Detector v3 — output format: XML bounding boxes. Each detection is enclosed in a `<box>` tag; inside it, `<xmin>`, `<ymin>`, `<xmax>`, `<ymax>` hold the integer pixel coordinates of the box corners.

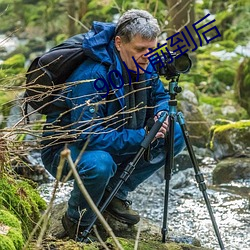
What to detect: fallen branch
<box><xmin>62</xmin><ymin>148</ymin><xmax>124</xmax><ymax>250</ymax></box>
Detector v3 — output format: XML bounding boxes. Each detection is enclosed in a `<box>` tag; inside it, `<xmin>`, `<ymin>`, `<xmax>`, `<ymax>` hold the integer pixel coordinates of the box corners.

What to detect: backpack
<box><xmin>24</xmin><ymin>34</ymin><xmax>87</xmax><ymax>115</ymax></box>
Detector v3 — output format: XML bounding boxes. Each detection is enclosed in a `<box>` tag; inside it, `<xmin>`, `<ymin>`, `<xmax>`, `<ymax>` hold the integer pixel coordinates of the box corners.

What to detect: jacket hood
<box><xmin>82</xmin><ymin>21</ymin><xmax>116</xmax><ymax>65</ymax></box>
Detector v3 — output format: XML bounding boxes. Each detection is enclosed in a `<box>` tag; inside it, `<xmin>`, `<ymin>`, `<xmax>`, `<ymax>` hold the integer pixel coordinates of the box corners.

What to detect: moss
<box><xmin>199</xmin><ymin>91</ymin><xmax>249</xmax><ymax>122</ymax></box>
<box><xmin>0</xmin><ymin>174</ymin><xmax>47</xmax><ymax>239</ymax></box>
<box><xmin>213</xmin><ymin>67</ymin><xmax>235</xmax><ymax>86</ymax></box>
<box><xmin>217</xmin><ymin>40</ymin><xmax>237</xmax><ymax>52</ymax></box>
<box><xmin>0</xmin><ymin>235</ymin><xmax>16</xmax><ymax>250</ymax></box>
<box><xmin>199</xmin><ymin>95</ymin><xmax>224</xmax><ymax>107</ymax></box>
<box><xmin>29</xmin><ymin>239</ymin><xmax>98</xmax><ymax>250</ymax></box>
<box><xmin>106</xmin><ymin>237</ymin><xmax>208</xmax><ymax>250</ymax></box>
<box><xmin>1</xmin><ymin>54</ymin><xmax>25</xmax><ymax>69</ymax></box>
<box><xmin>0</xmin><ymin>91</ymin><xmax>17</xmax><ymax>109</ymax></box>
<box><xmin>7</xmin><ymin>228</ymin><xmax>24</xmax><ymax>249</ymax></box>
<box><xmin>0</xmin><ymin>209</ymin><xmax>21</xmax><ymax>229</ymax></box>
<box><xmin>0</xmin><ymin>54</ymin><xmax>26</xmax><ymax>79</ymax></box>
<box><xmin>0</xmin><ymin>209</ymin><xmax>24</xmax><ymax>249</ymax></box>
<box><xmin>0</xmin><ymin>54</ymin><xmax>26</xmax><ymax>87</ymax></box>
<box><xmin>209</xmin><ymin>120</ymin><xmax>250</xmax><ymax>151</ymax></box>
<box><xmin>213</xmin><ymin>120</ymin><xmax>250</xmax><ymax>133</ymax></box>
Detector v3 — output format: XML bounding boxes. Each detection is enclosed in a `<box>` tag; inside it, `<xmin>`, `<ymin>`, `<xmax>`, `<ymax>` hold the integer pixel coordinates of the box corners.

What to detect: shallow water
<box><xmin>129</xmin><ymin>158</ymin><xmax>250</xmax><ymax>250</ymax></box>
<box><xmin>38</xmin><ymin>157</ymin><xmax>250</xmax><ymax>250</ymax></box>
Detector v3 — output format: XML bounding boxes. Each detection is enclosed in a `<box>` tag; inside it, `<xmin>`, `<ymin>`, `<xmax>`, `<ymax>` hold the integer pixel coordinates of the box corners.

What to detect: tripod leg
<box><xmin>162</xmin><ymin>114</ymin><xmax>175</xmax><ymax>243</ymax></box>
<box><xmin>81</xmin><ymin>112</ymin><xmax>168</xmax><ymax>240</ymax></box>
<box><xmin>177</xmin><ymin>112</ymin><xmax>225</xmax><ymax>250</ymax></box>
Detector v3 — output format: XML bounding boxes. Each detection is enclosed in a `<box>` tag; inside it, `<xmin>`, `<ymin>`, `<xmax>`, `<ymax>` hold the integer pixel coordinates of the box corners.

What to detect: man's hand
<box><xmin>154</xmin><ymin>111</ymin><xmax>169</xmax><ymax>139</ymax></box>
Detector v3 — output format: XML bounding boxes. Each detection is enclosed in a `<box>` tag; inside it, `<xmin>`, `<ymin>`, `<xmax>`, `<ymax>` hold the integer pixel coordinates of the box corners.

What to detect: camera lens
<box><xmin>174</xmin><ymin>53</ymin><xmax>192</xmax><ymax>73</ymax></box>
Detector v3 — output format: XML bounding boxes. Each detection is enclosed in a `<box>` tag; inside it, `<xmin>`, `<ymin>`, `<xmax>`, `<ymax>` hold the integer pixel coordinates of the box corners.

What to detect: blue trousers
<box><xmin>41</xmin><ymin>123</ymin><xmax>185</xmax><ymax>226</ymax></box>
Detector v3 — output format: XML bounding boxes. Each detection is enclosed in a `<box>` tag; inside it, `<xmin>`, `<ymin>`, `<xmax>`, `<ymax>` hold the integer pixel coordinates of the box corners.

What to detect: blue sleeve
<box><xmin>66</xmin><ymin>61</ymin><xmax>146</xmax><ymax>155</ymax></box>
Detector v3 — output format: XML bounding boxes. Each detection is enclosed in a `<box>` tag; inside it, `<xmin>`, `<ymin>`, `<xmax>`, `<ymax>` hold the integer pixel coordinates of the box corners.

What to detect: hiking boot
<box><xmin>61</xmin><ymin>213</ymin><xmax>97</xmax><ymax>243</ymax></box>
<box><xmin>105</xmin><ymin>196</ymin><xmax>140</xmax><ymax>225</ymax></box>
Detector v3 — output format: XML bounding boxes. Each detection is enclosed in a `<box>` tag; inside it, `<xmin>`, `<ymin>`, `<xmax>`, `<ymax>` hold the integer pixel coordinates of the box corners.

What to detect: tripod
<box><xmin>82</xmin><ymin>77</ymin><xmax>225</xmax><ymax>249</ymax></box>
<box><xmin>81</xmin><ymin>110</ymin><xmax>169</xmax><ymax>241</ymax></box>
<box><xmin>161</xmin><ymin>77</ymin><xmax>225</xmax><ymax>249</ymax></box>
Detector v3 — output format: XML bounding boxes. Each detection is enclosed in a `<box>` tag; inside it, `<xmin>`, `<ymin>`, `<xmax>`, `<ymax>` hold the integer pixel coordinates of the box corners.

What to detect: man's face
<box><xmin>115</xmin><ymin>35</ymin><xmax>157</xmax><ymax>74</ymax></box>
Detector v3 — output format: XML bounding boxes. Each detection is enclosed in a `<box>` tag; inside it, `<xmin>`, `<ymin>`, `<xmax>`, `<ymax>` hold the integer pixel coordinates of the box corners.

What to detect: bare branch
<box><xmin>68</xmin><ymin>14</ymin><xmax>90</xmax><ymax>32</ymax></box>
<box><xmin>63</xmin><ymin>148</ymin><xmax>124</xmax><ymax>250</ymax></box>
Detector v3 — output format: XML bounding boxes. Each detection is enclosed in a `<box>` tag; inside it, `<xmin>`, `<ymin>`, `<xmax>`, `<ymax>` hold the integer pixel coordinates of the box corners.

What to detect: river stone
<box><xmin>209</xmin><ymin>120</ymin><xmax>250</xmax><ymax>160</ymax></box>
<box><xmin>179</xmin><ymin>100</ymin><xmax>210</xmax><ymax>148</ymax></box>
<box><xmin>213</xmin><ymin>157</ymin><xmax>250</xmax><ymax>184</ymax></box>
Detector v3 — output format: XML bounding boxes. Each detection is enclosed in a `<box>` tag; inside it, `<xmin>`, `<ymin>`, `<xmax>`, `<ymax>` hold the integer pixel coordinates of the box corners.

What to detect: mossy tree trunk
<box><xmin>234</xmin><ymin>57</ymin><xmax>250</xmax><ymax>117</ymax></box>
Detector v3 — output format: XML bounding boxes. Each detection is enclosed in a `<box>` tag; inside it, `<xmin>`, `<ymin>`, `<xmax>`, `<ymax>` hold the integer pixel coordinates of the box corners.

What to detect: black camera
<box><xmin>156</xmin><ymin>52</ymin><xmax>192</xmax><ymax>79</ymax></box>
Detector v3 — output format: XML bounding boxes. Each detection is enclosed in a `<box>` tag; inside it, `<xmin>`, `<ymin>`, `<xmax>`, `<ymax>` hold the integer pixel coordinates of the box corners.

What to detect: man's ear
<box><xmin>115</xmin><ymin>36</ymin><xmax>122</xmax><ymax>51</ymax></box>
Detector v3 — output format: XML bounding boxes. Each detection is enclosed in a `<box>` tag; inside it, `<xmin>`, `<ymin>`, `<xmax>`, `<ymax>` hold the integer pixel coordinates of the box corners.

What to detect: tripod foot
<box><xmin>161</xmin><ymin>227</ymin><xmax>168</xmax><ymax>243</ymax></box>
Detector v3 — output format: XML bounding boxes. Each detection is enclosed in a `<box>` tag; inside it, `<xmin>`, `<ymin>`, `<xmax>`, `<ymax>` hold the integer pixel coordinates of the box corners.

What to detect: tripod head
<box><xmin>168</xmin><ymin>76</ymin><xmax>182</xmax><ymax>100</ymax></box>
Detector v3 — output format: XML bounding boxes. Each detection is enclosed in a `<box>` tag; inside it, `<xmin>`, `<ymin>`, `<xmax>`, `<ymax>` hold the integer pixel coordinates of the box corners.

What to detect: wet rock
<box><xmin>12</xmin><ymin>150</ymin><xmax>51</xmax><ymax>183</ymax></box>
<box><xmin>213</xmin><ymin>157</ymin><xmax>250</xmax><ymax>184</ymax></box>
<box><xmin>179</xmin><ymin>100</ymin><xmax>211</xmax><ymax>148</ymax></box>
<box><xmin>170</xmin><ymin>168</ymin><xmax>193</xmax><ymax>189</ymax></box>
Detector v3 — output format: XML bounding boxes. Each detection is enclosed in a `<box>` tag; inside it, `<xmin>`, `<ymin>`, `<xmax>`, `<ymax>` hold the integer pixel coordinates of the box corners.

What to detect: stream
<box><xmin>38</xmin><ymin>155</ymin><xmax>250</xmax><ymax>250</ymax></box>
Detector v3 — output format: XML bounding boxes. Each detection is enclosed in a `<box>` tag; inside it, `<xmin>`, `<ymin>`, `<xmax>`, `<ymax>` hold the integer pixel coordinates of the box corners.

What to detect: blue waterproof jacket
<box><xmin>44</xmin><ymin>21</ymin><xmax>170</xmax><ymax>156</ymax></box>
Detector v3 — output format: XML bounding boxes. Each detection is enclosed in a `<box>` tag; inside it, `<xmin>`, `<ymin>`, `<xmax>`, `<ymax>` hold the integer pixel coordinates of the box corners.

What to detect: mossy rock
<box><xmin>0</xmin><ymin>209</ymin><xmax>24</xmax><ymax>250</ymax></box>
<box><xmin>209</xmin><ymin>120</ymin><xmax>250</xmax><ymax>160</ymax></box>
<box><xmin>0</xmin><ymin>174</ymin><xmax>47</xmax><ymax>239</ymax></box>
<box><xmin>106</xmin><ymin>237</ymin><xmax>210</xmax><ymax>250</ymax></box>
<box><xmin>28</xmin><ymin>237</ymin><xmax>211</xmax><ymax>250</ymax></box>
<box><xmin>199</xmin><ymin>92</ymin><xmax>249</xmax><ymax>122</ymax></box>
<box><xmin>44</xmin><ymin>202</ymin><xmax>211</xmax><ymax>250</ymax></box>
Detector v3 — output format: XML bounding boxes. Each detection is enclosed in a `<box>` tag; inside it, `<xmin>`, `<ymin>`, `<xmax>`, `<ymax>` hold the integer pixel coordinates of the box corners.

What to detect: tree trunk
<box><xmin>78</xmin><ymin>0</ymin><xmax>88</xmax><ymax>20</ymax></box>
<box><xmin>67</xmin><ymin>0</ymin><xmax>76</xmax><ymax>36</ymax></box>
<box><xmin>167</xmin><ymin>0</ymin><xmax>196</xmax><ymax>52</ymax></box>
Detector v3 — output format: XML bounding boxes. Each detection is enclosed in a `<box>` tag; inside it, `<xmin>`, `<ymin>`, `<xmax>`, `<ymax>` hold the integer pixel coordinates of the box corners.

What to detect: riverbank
<box><xmin>38</xmin><ymin>155</ymin><xmax>250</xmax><ymax>250</ymax></box>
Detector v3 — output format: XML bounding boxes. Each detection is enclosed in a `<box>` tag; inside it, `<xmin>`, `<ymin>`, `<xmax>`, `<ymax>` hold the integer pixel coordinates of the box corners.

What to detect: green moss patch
<box><xmin>106</xmin><ymin>237</ymin><xmax>210</xmax><ymax>250</ymax></box>
<box><xmin>0</xmin><ymin>209</ymin><xmax>24</xmax><ymax>250</ymax></box>
<box><xmin>0</xmin><ymin>174</ymin><xmax>47</xmax><ymax>239</ymax></box>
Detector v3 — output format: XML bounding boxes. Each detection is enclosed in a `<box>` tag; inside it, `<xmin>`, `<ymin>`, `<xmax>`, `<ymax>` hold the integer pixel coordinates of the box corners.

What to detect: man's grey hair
<box><xmin>115</xmin><ymin>9</ymin><xmax>160</xmax><ymax>43</ymax></box>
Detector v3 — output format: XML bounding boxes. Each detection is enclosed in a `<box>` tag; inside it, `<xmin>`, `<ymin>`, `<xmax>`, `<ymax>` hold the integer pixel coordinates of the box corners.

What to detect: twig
<box><xmin>134</xmin><ymin>220</ymin><xmax>142</xmax><ymax>250</ymax></box>
<box><xmin>93</xmin><ymin>225</ymin><xmax>110</xmax><ymax>250</ymax></box>
<box><xmin>68</xmin><ymin>14</ymin><xmax>90</xmax><ymax>31</ymax></box>
<box><xmin>61</xmin><ymin>148</ymin><xmax>124</xmax><ymax>250</ymax></box>
<box><xmin>22</xmin><ymin>154</ymin><xmax>65</xmax><ymax>249</ymax></box>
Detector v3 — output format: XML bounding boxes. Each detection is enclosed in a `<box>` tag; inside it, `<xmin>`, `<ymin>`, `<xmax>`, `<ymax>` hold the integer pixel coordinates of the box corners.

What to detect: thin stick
<box><xmin>62</xmin><ymin>148</ymin><xmax>124</xmax><ymax>250</ymax></box>
<box><xmin>22</xmin><ymin>155</ymin><xmax>65</xmax><ymax>249</ymax></box>
<box><xmin>93</xmin><ymin>225</ymin><xmax>109</xmax><ymax>250</ymax></box>
<box><xmin>134</xmin><ymin>220</ymin><xmax>142</xmax><ymax>250</ymax></box>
